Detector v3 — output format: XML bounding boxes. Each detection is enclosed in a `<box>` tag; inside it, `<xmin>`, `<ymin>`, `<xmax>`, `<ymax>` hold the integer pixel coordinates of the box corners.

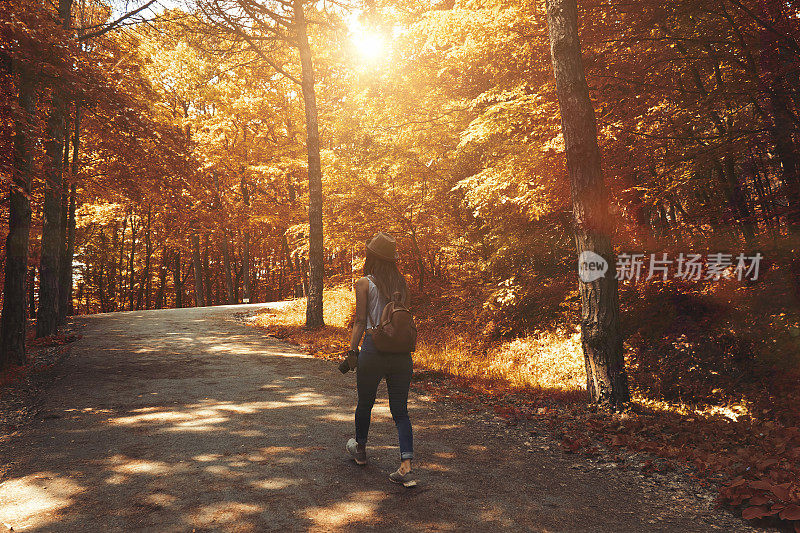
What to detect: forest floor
<box><xmin>0</xmin><ymin>304</ymin><xmax>763</xmax><ymax>532</ymax></box>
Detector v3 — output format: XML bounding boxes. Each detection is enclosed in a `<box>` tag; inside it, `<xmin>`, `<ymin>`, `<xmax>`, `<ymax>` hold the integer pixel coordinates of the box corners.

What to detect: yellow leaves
<box><xmin>75</xmin><ymin>202</ymin><xmax>125</xmax><ymax>228</ymax></box>
<box><xmin>453</xmin><ymin>162</ymin><xmax>550</xmax><ymax>221</ymax></box>
<box><xmin>542</xmin><ymin>132</ymin><xmax>564</xmax><ymax>153</ymax></box>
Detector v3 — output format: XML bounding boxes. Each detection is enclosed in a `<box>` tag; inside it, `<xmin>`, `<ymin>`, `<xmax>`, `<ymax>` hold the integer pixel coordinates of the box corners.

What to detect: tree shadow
<box><xmin>0</xmin><ymin>306</ymin><xmax>735</xmax><ymax>532</ymax></box>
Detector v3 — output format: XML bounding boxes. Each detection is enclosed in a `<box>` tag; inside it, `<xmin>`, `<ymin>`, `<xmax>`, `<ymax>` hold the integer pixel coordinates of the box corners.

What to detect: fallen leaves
<box><xmin>28</xmin><ymin>333</ymin><xmax>81</xmax><ymax>347</ymax></box>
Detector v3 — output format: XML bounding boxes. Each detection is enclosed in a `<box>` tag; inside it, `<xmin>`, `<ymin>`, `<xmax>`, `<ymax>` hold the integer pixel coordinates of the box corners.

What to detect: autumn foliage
<box><xmin>3</xmin><ymin>0</ymin><xmax>800</xmax><ymax>526</ymax></box>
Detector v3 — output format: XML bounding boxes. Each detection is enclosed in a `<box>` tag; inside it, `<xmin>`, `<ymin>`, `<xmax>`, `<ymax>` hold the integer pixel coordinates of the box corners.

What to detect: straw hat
<box><xmin>366</xmin><ymin>232</ymin><xmax>398</xmax><ymax>262</ymax></box>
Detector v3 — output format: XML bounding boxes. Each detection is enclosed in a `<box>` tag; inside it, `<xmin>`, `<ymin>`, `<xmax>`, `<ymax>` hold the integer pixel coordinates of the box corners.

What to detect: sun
<box><xmin>347</xmin><ymin>12</ymin><xmax>388</xmax><ymax>62</ymax></box>
<box><xmin>352</xmin><ymin>31</ymin><xmax>386</xmax><ymax>61</ymax></box>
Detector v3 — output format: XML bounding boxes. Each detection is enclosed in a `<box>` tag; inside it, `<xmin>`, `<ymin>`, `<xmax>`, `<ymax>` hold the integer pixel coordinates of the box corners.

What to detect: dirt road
<box><xmin>0</xmin><ymin>304</ymin><xmax>755</xmax><ymax>532</ymax></box>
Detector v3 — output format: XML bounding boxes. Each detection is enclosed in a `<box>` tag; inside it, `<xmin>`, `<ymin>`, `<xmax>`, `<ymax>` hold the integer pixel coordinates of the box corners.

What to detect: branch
<box><xmin>724</xmin><ymin>0</ymin><xmax>800</xmax><ymax>55</ymax></box>
<box><xmin>79</xmin><ymin>0</ymin><xmax>157</xmax><ymax>41</ymax></box>
<box><xmin>198</xmin><ymin>0</ymin><xmax>301</xmax><ymax>85</ymax></box>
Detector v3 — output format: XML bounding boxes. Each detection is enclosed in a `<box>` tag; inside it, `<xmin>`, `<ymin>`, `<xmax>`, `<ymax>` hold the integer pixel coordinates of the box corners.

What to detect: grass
<box><xmin>250</xmin><ymin>286</ymin><xmax>355</xmax><ymax>359</ymax></box>
<box><xmin>412</xmin><ymin>328</ymin><xmax>586</xmax><ymax>397</ymax></box>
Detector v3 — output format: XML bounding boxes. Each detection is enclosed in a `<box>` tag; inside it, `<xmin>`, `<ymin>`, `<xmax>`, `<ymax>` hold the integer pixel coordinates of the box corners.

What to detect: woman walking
<box><xmin>345</xmin><ymin>232</ymin><xmax>416</xmax><ymax>486</ymax></box>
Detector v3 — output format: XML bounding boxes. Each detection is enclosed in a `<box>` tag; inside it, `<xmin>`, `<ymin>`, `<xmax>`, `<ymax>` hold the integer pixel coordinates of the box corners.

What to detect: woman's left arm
<box><xmin>349</xmin><ymin>277</ymin><xmax>369</xmax><ymax>351</ymax></box>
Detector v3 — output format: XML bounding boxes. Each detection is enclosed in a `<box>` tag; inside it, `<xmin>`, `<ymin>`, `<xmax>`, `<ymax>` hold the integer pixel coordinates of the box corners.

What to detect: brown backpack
<box><xmin>369</xmin><ymin>289</ymin><xmax>417</xmax><ymax>354</ymax></box>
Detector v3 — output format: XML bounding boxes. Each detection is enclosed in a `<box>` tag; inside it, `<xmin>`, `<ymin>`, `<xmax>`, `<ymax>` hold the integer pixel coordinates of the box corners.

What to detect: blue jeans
<box><xmin>355</xmin><ymin>334</ymin><xmax>414</xmax><ymax>460</ymax></box>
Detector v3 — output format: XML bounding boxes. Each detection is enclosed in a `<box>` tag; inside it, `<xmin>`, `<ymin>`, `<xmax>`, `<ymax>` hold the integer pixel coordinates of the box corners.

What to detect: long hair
<box><xmin>364</xmin><ymin>251</ymin><xmax>408</xmax><ymax>304</ymax></box>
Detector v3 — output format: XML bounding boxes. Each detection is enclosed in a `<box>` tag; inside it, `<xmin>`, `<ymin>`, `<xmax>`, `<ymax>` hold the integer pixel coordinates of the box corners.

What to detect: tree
<box><xmin>545</xmin><ymin>0</ymin><xmax>629</xmax><ymax>409</ymax></box>
<box><xmin>0</xmin><ymin>62</ymin><xmax>36</xmax><ymax>368</ymax></box>
<box><xmin>36</xmin><ymin>0</ymin><xmax>73</xmax><ymax>337</ymax></box>
<box><xmin>194</xmin><ymin>0</ymin><xmax>328</xmax><ymax>327</ymax></box>
<box><xmin>292</xmin><ymin>0</ymin><xmax>324</xmax><ymax>327</ymax></box>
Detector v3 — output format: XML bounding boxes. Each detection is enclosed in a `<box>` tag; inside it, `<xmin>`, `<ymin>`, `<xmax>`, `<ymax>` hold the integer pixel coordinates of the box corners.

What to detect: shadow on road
<box><xmin>0</xmin><ymin>305</ymin><xmax>748</xmax><ymax>532</ymax></box>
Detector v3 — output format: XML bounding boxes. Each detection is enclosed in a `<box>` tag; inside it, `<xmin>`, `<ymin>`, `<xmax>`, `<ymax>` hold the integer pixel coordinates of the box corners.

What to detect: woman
<box><xmin>345</xmin><ymin>231</ymin><xmax>416</xmax><ymax>487</ymax></box>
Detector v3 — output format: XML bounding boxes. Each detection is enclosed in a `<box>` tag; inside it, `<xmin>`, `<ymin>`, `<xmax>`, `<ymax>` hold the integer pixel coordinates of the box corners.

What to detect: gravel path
<box><xmin>0</xmin><ymin>304</ymin><xmax>757</xmax><ymax>532</ymax></box>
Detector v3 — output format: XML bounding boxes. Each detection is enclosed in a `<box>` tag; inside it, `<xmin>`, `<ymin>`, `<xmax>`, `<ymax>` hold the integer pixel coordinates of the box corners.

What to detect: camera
<box><xmin>338</xmin><ymin>349</ymin><xmax>359</xmax><ymax>373</ymax></box>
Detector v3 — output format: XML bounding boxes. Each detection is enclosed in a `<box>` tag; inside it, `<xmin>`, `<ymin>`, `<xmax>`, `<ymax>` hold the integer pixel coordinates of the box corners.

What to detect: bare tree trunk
<box><xmin>192</xmin><ymin>233</ymin><xmax>205</xmax><ymax>307</ymax></box>
<box><xmin>1</xmin><ymin>63</ymin><xmax>36</xmax><ymax>367</ymax></box>
<box><xmin>293</xmin><ymin>0</ymin><xmax>324</xmax><ymax>328</ymax></box>
<box><xmin>546</xmin><ymin>0</ymin><xmax>629</xmax><ymax>410</ymax></box>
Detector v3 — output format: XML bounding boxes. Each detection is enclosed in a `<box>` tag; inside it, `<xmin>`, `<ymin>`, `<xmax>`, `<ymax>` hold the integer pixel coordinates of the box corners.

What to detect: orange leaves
<box><xmin>782</xmin><ymin>505</ymin><xmax>800</xmax><ymax>521</ymax></box>
<box><xmin>28</xmin><ymin>333</ymin><xmax>81</xmax><ymax>347</ymax></box>
<box><xmin>722</xmin><ymin>476</ymin><xmax>800</xmax><ymax>527</ymax></box>
<box><xmin>0</xmin><ymin>363</ymin><xmax>30</xmax><ymax>388</ymax></box>
<box><xmin>741</xmin><ymin>505</ymin><xmax>773</xmax><ymax>520</ymax></box>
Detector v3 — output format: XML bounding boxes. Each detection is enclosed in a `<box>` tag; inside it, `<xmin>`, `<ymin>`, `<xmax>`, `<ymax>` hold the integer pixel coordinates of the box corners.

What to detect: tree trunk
<box><xmin>173</xmin><ymin>250</ymin><xmax>183</xmax><ymax>308</ymax></box>
<box><xmin>108</xmin><ymin>224</ymin><xmax>118</xmax><ymax>310</ymax></box>
<box><xmin>57</xmin><ymin>112</ymin><xmax>70</xmax><ymax>323</ymax></box>
<box><xmin>1</xmin><ymin>63</ymin><xmax>36</xmax><ymax>367</ymax></box>
<box><xmin>156</xmin><ymin>247</ymin><xmax>167</xmax><ymax>309</ymax></box>
<box><xmin>294</xmin><ymin>253</ymin><xmax>305</xmax><ymax>297</ymax></box>
<box><xmin>36</xmin><ymin>0</ymin><xmax>72</xmax><ymax>337</ymax></box>
<box><xmin>293</xmin><ymin>0</ymin><xmax>324</xmax><ymax>328</ymax></box>
<box><xmin>58</xmin><ymin>183</ymin><xmax>76</xmax><ymax>319</ymax></box>
<box><xmin>98</xmin><ymin>230</ymin><xmax>109</xmax><ymax>312</ymax></box>
<box><xmin>279</xmin><ymin>251</ymin><xmax>285</xmax><ymax>300</ymax></box>
<box><xmin>141</xmin><ymin>205</ymin><xmax>152</xmax><ymax>310</ymax></box>
<box><xmin>714</xmin><ymin>157</ymin><xmax>755</xmax><ymax>243</ymax></box>
<box><xmin>242</xmin><ymin>232</ymin><xmax>251</xmax><ymax>303</ymax></box>
<box><xmin>221</xmin><ymin>237</ymin><xmax>235</xmax><ymax>304</ymax></box>
<box><xmin>241</xmin><ymin>176</ymin><xmax>252</xmax><ymax>303</ymax></box>
<box><xmin>128</xmin><ymin>218</ymin><xmax>138</xmax><ymax>310</ymax></box>
<box><xmin>300</xmin><ymin>255</ymin><xmax>310</xmax><ymax>298</ymax></box>
<box><xmin>115</xmin><ymin>218</ymin><xmax>127</xmax><ymax>310</ymax></box>
<box><xmin>234</xmin><ymin>254</ymin><xmax>242</xmax><ymax>303</ymax></box>
<box><xmin>192</xmin><ymin>233</ymin><xmax>205</xmax><ymax>306</ymax></box>
<box><xmin>28</xmin><ymin>267</ymin><xmax>36</xmax><ymax>319</ymax></box>
<box><xmin>37</xmin><ymin>103</ymin><xmax>66</xmax><ymax>336</ymax></box>
<box><xmin>410</xmin><ymin>227</ymin><xmax>426</xmax><ymax>291</ymax></box>
<box><xmin>97</xmin><ymin>263</ymin><xmax>107</xmax><ymax>313</ymax></box>
<box><xmin>203</xmin><ymin>234</ymin><xmax>212</xmax><ymax>306</ymax></box>
<box><xmin>546</xmin><ymin>0</ymin><xmax>629</xmax><ymax>410</ymax></box>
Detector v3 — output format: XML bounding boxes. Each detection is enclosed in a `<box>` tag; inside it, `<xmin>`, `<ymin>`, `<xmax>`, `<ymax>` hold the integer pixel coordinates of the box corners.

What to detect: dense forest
<box><xmin>3</xmin><ymin>0</ymin><xmax>800</xmax><ymax>525</ymax></box>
